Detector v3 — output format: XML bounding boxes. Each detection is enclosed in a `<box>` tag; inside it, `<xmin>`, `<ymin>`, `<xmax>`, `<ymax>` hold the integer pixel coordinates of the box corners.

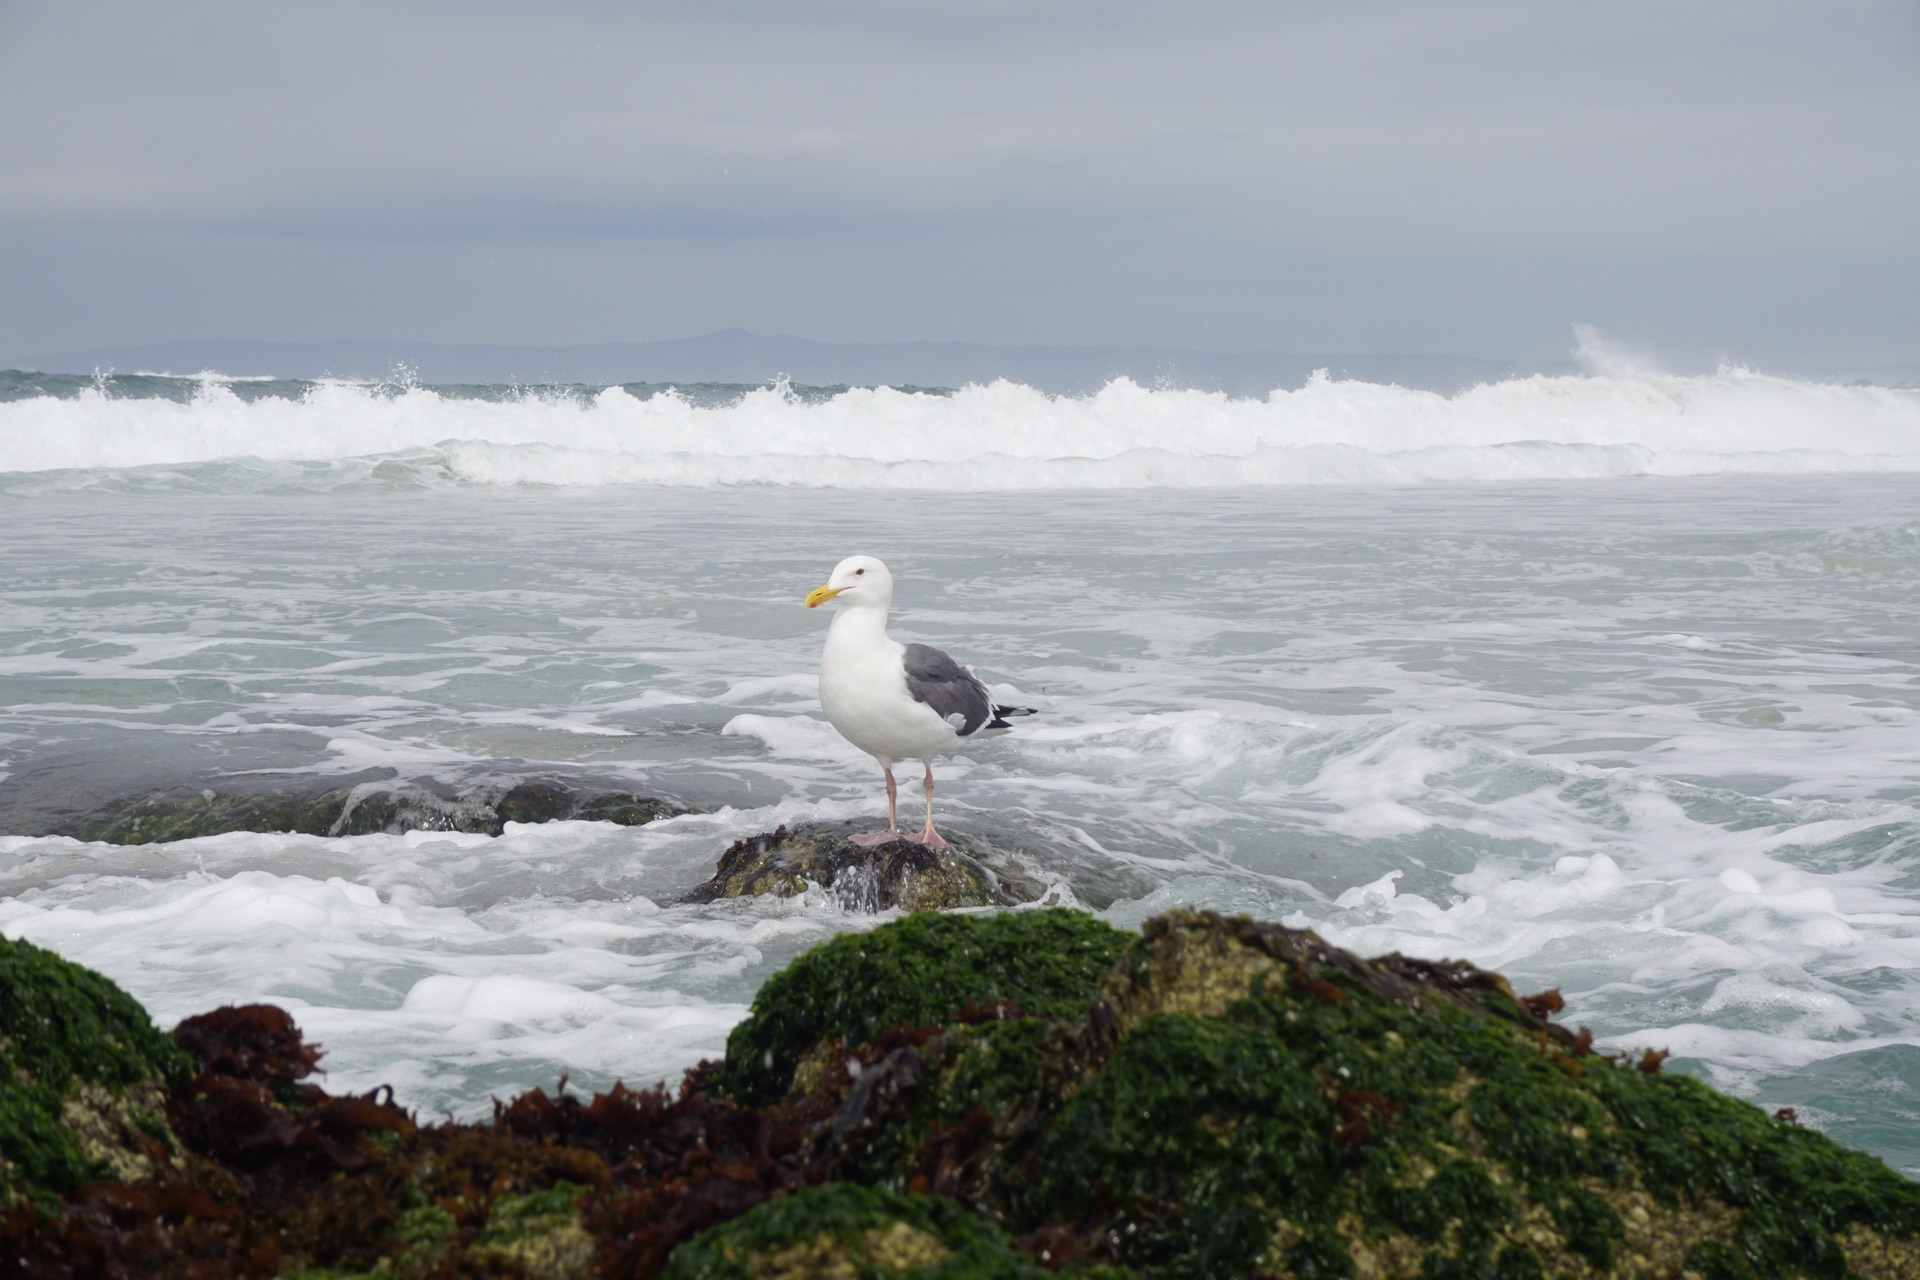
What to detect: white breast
<box><xmin>820</xmin><ymin>620</ymin><xmax>959</xmax><ymax>765</ymax></box>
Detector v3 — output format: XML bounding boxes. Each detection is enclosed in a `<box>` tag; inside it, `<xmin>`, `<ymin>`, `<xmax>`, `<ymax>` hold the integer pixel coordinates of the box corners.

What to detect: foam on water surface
<box><xmin>1</xmin><ymin>454</ymin><xmax>1919</xmax><ymax>1164</ymax></box>
<box><xmin>0</xmin><ymin>367</ymin><xmax>1917</xmax><ymax>490</ymax></box>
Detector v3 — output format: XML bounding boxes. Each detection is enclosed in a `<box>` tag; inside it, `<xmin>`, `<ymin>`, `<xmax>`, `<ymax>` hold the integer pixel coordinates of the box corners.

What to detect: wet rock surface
<box><xmin>769</xmin><ymin>910</ymin><xmax>1920</xmax><ymax>1279</ymax></box>
<box><xmin>9</xmin><ymin>908</ymin><xmax>1920</xmax><ymax>1278</ymax></box>
<box><xmin>43</xmin><ymin>776</ymin><xmax>690</xmax><ymax>844</ymax></box>
<box><xmin>681</xmin><ymin>822</ymin><xmax>1044</xmax><ymax>912</ymax></box>
<box><xmin>0</xmin><ymin>935</ymin><xmax>194</xmax><ymax>1212</ymax></box>
<box><xmin>659</xmin><ymin>1183</ymin><xmax>1056</xmax><ymax>1280</ymax></box>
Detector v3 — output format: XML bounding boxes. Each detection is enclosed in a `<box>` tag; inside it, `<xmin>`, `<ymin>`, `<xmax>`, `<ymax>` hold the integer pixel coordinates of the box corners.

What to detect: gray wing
<box><xmin>901</xmin><ymin>643</ymin><xmax>992</xmax><ymax>737</ymax></box>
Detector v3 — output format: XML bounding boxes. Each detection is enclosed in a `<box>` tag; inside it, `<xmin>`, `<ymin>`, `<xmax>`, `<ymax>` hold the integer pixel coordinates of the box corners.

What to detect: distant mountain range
<box><xmin>21</xmin><ymin>330</ymin><xmax>1575</xmax><ymax>396</ymax></box>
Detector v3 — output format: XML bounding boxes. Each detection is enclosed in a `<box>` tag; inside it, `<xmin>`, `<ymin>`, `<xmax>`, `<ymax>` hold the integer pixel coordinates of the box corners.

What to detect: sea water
<box><xmin>2</xmin><ymin>369</ymin><xmax>1918</xmax><ymax>1169</ymax></box>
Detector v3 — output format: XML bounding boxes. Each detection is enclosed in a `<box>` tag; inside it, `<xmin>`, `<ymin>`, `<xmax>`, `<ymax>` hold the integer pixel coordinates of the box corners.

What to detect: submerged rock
<box><xmin>11</xmin><ymin>908</ymin><xmax>1920</xmax><ymax>1278</ymax></box>
<box><xmin>681</xmin><ymin>822</ymin><xmax>1043</xmax><ymax>914</ymax></box>
<box><xmin>59</xmin><ymin>777</ymin><xmax>690</xmax><ymax>844</ymax></box>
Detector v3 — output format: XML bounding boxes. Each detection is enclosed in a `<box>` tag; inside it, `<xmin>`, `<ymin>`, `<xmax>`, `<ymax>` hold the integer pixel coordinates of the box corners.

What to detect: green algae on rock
<box><xmin>713</xmin><ymin>908</ymin><xmax>1132</xmax><ymax>1107</ymax></box>
<box><xmin>0</xmin><ymin>934</ymin><xmax>193</xmax><ymax>1209</ymax></box>
<box><xmin>789</xmin><ymin>909</ymin><xmax>1920</xmax><ymax>1280</ymax></box>
<box><xmin>61</xmin><ymin>777</ymin><xmax>690</xmax><ymax>845</ymax></box>
<box><xmin>14</xmin><ymin>908</ymin><xmax>1920</xmax><ymax>1279</ymax></box>
<box><xmin>658</xmin><ymin>1182</ymin><xmax>1065</xmax><ymax>1280</ymax></box>
<box><xmin>682</xmin><ymin>823</ymin><xmax>1044</xmax><ymax>917</ymax></box>
<box><xmin>468</xmin><ymin>1180</ymin><xmax>597</xmax><ymax>1277</ymax></box>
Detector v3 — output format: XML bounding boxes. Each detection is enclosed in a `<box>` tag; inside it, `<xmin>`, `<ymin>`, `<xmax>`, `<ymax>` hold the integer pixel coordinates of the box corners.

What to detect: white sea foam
<box><xmin>1</xmin><ymin>368</ymin><xmax>1916</xmax><ymax>489</ymax></box>
<box><xmin>0</xmin><ymin>818</ymin><xmax>880</xmax><ymax>1116</ymax></box>
<box><xmin>3</xmin><ymin>475</ymin><xmax>1920</xmax><ymax>1163</ymax></box>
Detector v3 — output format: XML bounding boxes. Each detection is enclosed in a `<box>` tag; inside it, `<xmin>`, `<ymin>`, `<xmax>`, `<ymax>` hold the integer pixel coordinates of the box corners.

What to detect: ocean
<box><xmin>2</xmin><ymin>366</ymin><xmax>1918</xmax><ymax>1171</ymax></box>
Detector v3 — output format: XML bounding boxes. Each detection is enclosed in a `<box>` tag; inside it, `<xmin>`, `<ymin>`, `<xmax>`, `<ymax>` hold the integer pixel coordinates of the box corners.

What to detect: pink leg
<box><xmin>849</xmin><ymin>766</ymin><xmax>904</xmax><ymax>846</ymax></box>
<box><xmin>911</xmin><ymin>762</ymin><xmax>948</xmax><ymax>850</ymax></box>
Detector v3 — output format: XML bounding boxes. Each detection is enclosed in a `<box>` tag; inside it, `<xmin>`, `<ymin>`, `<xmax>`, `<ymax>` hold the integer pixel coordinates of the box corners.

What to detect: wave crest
<box><xmin>2</xmin><ymin>368</ymin><xmax>1916</xmax><ymax>491</ymax></box>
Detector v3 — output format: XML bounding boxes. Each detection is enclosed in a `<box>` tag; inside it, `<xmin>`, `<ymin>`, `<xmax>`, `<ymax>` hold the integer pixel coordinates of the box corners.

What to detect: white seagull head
<box><xmin>805</xmin><ymin>554</ymin><xmax>893</xmax><ymax>610</ymax></box>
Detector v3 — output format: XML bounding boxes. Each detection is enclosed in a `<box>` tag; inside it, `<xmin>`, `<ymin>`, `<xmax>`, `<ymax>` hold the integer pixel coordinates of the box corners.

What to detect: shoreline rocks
<box><xmin>7</xmin><ymin>909</ymin><xmax>1920</xmax><ymax>1277</ymax></box>
<box><xmin>45</xmin><ymin>777</ymin><xmax>691</xmax><ymax>845</ymax></box>
<box><xmin>0</xmin><ymin>935</ymin><xmax>193</xmax><ymax>1212</ymax></box>
<box><xmin>681</xmin><ymin>822</ymin><xmax>1045</xmax><ymax>912</ymax></box>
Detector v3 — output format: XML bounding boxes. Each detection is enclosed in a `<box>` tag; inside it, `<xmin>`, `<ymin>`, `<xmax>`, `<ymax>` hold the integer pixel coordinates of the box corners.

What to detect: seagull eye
<box><xmin>855</xmin><ymin>568</ymin><xmax>865</xmax><ymax>575</ymax></box>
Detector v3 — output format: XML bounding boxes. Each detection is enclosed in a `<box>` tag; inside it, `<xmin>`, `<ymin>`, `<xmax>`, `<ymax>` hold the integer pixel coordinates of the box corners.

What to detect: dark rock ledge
<box><xmin>51</xmin><ymin>778</ymin><xmax>690</xmax><ymax>845</ymax></box>
<box><xmin>6</xmin><ymin>908</ymin><xmax>1920</xmax><ymax>1278</ymax></box>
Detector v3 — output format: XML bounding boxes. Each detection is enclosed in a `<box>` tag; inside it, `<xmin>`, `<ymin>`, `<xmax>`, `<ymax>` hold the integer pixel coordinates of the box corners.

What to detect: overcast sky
<box><xmin>2</xmin><ymin>0</ymin><xmax>1916</xmax><ymax>365</ymax></box>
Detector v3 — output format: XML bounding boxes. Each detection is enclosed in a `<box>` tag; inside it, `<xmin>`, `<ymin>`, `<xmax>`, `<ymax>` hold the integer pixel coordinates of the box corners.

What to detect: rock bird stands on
<box><xmin>805</xmin><ymin>555</ymin><xmax>1033</xmax><ymax>850</ymax></box>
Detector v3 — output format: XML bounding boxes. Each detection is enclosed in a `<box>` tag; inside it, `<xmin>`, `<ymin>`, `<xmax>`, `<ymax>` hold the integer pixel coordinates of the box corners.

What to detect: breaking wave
<box><xmin>2</xmin><ymin>366</ymin><xmax>1916</xmax><ymax>491</ymax></box>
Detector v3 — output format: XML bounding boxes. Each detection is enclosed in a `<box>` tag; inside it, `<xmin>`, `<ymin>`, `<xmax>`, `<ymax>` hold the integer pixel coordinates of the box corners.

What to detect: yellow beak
<box><xmin>805</xmin><ymin>583</ymin><xmax>843</xmax><ymax>608</ymax></box>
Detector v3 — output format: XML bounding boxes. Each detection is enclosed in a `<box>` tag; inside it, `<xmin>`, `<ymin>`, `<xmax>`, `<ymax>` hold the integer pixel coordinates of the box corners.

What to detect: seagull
<box><xmin>804</xmin><ymin>555</ymin><xmax>1033</xmax><ymax>850</ymax></box>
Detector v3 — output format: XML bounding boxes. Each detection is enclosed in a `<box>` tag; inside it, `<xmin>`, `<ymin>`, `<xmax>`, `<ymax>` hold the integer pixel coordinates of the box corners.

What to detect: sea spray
<box><xmin>1</xmin><ymin>367</ymin><xmax>1916</xmax><ymax>488</ymax></box>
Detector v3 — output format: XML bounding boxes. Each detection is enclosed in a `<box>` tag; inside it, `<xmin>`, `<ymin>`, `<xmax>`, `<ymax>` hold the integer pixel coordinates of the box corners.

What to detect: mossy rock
<box><xmin>714</xmin><ymin>908</ymin><xmax>1132</xmax><ymax>1106</ymax></box>
<box><xmin>570</xmin><ymin>789</ymin><xmax>687</xmax><ymax>828</ymax></box>
<box><xmin>16</xmin><ymin>905</ymin><xmax>1920</xmax><ymax>1280</ymax></box>
<box><xmin>682</xmin><ymin>823</ymin><xmax>1043</xmax><ymax>916</ymax></box>
<box><xmin>792</xmin><ymin>909</ymin><xmax>1920</xmax><ymax>1279</ymax></box>
<box><xmin>63</xmin><ymin>779</ymin><xmax>690</xmax><ymax>844</ymax></box>
<box><xmin>470</xmin><ymin>1180</ymin><xmax>596</xmax><ymax>1278</ymax></box>
<box><xmin>70</xmin><ymin>786</ymin><xmax>352</xmax><ymax>844</ymax></box>
<box><xmin>183</xmin><ymin>1144</ymin><xmax>595</xmax><ymax>1280</ymax></box>
<box><xmin>0</xmin><ymin>934</ymin><xmax>193</xmax><ymax>1209</ymax></box>
<box><xmin>661</xmin><ymin>1182</ymin><xmax>1083</xmax><ymax>1279</ymax></box>
<box><xmin>494</xmin><ymin>781</ymin><xmax>690</xmax><ymax>830</ymax></box>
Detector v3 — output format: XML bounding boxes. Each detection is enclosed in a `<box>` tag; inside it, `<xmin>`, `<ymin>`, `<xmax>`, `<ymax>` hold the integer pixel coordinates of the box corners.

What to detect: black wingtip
<box><xmin>988</xmin><ymin>704</ymin><xmax>1038</xmax><ymax>729</ymax></box>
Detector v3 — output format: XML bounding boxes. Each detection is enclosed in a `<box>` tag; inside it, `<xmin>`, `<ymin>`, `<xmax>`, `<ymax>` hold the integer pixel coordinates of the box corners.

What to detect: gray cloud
<box><xmin>2</xmin><ymin>0</ymin><xmax>1915</xmax><ymax>366</ymax></box>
